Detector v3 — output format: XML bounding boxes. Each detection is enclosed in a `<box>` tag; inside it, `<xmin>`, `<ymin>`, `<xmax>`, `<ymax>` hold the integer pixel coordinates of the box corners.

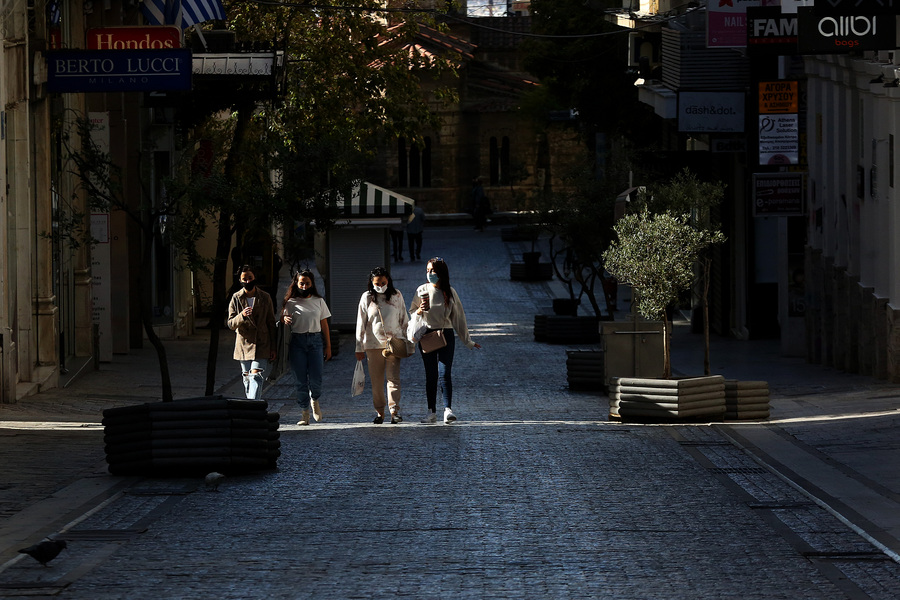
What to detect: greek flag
<box><xmin>142</xmin><ymin>0</ymin><xmax>225</xmax><ymax>29</ymax></box>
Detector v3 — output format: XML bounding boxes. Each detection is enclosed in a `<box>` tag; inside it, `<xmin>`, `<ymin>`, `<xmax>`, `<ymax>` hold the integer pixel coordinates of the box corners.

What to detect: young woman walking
<box><xmin>282</xmin><ymin>269</ymin><xmax>332</xmax><ymax>425</ymax></box>
<box><xmin>355</xmin><ymin>267</ymin><xmax>410</xmax><ymax>424</ymax></box>
<box><xmin>409</xmin><ymin>257</ymin><xmax>481</xmax><ymax>424</ymax></box>
<box><xmin>227</xmin><ymin>265</ymin><xmax>277</xmax><ymax>400</ymax></box>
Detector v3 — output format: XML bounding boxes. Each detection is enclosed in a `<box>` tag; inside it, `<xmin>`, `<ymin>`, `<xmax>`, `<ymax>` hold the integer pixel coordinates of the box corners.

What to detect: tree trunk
<box><xmin>139</xmin><ymin>221</ymin><xmax>173</xmax><ymax>402</ymax></box>
<box><xmin>663</xmin><ymin>315</ymin><xmax>672</xmax><ymax>379</ymax></box>
<box><xmin>702</xmin><ymin>256</ymin><xmax>711</xmax><ymax>376</ymax></box>
<box><xmin>204</xmin><ymin>105</ymin><xmax>253</xmax><ymax>396</ymax></box>
<box><xmin>205</xmin><ymin>210</ymin><xmax>233</xmax><ymax>396</ymax></box>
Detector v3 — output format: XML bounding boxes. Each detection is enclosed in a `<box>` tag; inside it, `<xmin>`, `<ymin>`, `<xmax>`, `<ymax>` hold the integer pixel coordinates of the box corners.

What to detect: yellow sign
<box><xmin>759</xmin><ymin>81</ymin><xmax>798</xmax><ymax>114</ymax></box>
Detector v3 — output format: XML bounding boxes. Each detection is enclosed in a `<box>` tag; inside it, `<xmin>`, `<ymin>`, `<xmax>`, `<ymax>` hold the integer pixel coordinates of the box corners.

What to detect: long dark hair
<box><xmin>283</xmin><ymin>269</ymin><xmax>322</xmax><ymax>309</ymax></box>
<box><xmin>428</xmin><ymin>258</ymin><xmax>452</xmax><ymax>305</ymax></box>
<box><xmin>367</xmin><ymin>266</ymin><xmax>398</xmax><ymax>304</ymax></box>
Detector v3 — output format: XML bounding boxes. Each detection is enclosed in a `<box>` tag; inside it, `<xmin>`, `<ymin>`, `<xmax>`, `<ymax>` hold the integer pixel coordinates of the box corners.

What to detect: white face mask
<box><xmin>374</xmin><ymin>284</ymin><xmax>387</xmax><ymax>294</ymax></box>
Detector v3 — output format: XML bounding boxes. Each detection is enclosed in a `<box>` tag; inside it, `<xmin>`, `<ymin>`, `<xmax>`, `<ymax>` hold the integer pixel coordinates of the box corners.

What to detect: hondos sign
<box><xmin>759</xmin><ymin>81</ymin><xmax>798</xmax><ymax>114</ymax></box>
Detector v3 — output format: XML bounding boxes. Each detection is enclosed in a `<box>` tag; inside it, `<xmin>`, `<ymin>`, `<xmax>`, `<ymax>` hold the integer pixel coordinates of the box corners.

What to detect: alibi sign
<box><xmin>47</xmin><ymin>49</ymin><xmax>191</xmax><ymax>93</ymax></box>
<box><xmin>797</xmin><ymin>7</ymin><xmax>896</xmax><ymax>53</ymax></box>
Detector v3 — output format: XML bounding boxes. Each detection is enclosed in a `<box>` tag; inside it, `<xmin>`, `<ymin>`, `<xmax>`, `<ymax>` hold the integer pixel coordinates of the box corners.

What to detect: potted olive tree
<box><xmin>601</xmin><ymin>171</ymin><xmax>727</xmax><ymax>420</ymax></box>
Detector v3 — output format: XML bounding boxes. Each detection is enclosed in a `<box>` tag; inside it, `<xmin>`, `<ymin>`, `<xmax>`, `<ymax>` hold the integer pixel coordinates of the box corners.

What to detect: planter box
<box><xmin>724</xmin><ymin>379</ymin><xmax>770</xmax><ymax>420</ymax></box>
<box><xmin>102</xmin><ymin>395</ymin><xmax>280</xmax><ymax>476</ymax></box>
<box><xmin>566</xmin><ymin>349</ymin><xmax>605</xmax><ymax>392</ymax></box>
<box><xmin>601</xmin><ymin>322</ymin><xmax>665</xmax><ymax>386</ymax></box>
<box><xmin>608</xmin><ymin>375</ymin><xmax>726</xmax><ymax>421</ymax></box>
<box><xmin>534</xmin><ymin>315</ymin><xmax>600</xmax><ymax>344</ymax></box>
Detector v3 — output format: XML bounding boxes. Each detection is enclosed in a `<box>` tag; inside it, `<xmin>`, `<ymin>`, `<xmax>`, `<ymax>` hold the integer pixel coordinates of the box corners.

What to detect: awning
<box><xmin>339</xmin><ymin>182</ymin><xmax>415</xmax><ymax>217</ymax></box>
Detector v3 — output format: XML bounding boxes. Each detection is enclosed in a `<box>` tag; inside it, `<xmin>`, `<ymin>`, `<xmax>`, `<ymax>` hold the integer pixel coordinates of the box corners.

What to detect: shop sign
<box><xmin>759</xmin><ymin>81</ymin><xmax>798</xmax><ymax>114</ymax></box>
<box><xmin>708</xmin><ymin>0</ymin><xmax>763</xmax><ymax>48</ymax></box>
<box><xmin>759</xmin><ymin>114</ymin><xmax>799</xmax><ymax>165</ymax></box>
<box><xmin>47</xmin><ymin>49</ymin><xmax>192</xmax><ymax>93</ymax></box>
<box><xmin>753</xmin><ymin>172</ymin><xmax>806</xmax><ymax>216</ymax></box>
<box><xmin>678</xmin><ymin>92</ymin><xmax>745</xmax><ymax>133</ymax></box>
<box><xmin>747</xmin><ymin>7</ymin><xmax>798</xmax><ymax>55</ymax></box>
<box><xmin>797</xmin><ymin>8</ymin><xmax>895</xmax><ymax>53</ymax></box>
<box><xmin>87</xmin><ymin>26</ymin><xmax>181</xmax><ymax>50</ymax></box>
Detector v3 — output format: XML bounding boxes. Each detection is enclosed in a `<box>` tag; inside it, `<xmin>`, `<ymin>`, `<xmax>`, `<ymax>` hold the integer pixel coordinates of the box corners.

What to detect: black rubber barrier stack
<box><xmin>566</xmin><ymin>349</ymin><xmax>605</xmax><ymax>392</ymax></box>
<box><xmin>102</xmin><ymin>396</ymin><xmax>280</xmax><ymax>476</ymax></box>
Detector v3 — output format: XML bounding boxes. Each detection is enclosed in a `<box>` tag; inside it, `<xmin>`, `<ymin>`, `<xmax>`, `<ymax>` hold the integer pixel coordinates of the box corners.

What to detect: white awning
<box><xmin>339</xmin><ymin>182</ymin><xmax>415</xmax><ymax>218</ymax></box>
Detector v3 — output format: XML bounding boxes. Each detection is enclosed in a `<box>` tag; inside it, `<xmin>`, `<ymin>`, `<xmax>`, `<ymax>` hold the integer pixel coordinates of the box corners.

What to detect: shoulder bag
<box><xmin>419</xmin><ymin>329</ymin><xmax>447</xmax><ymax>354</ymax></box>
<box><xmin>376</xmin><ymin>302</ymin><xmax>411</xmax><ymax>359</ymax></box>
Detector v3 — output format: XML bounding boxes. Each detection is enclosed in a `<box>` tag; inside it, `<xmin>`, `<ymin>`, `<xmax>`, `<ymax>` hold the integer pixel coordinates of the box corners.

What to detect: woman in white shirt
<box><xmin>409</xmin><ymin>257</ymin><xmax>481</xmax><ymax>424</ymax></box>
<box><xmin>282</xmin><ymin>269</ymin><xmax>332</xmax><ymax>426</ymax></box>
<box><xmin>355</xmin><ymin>267</ymin><xmax>409</xmax><ymax>424</ymax></box>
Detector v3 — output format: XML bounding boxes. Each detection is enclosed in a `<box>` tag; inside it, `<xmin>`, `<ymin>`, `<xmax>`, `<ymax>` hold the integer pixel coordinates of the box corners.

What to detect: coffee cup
<box><xmin>419</xmin><ymin>290</ymin><xmax>429</xmax><ymax>311</ymax></box>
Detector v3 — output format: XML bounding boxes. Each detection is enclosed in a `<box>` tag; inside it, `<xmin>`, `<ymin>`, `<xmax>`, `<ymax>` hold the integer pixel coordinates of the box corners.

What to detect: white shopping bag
<box><xmin>351</xmin><ymin>360</ymin><xmax>366</xmax><ymax>397</ymax></box>
<box><xmin>407</xmin><ymin>312</ymin><xmax>428</xmax><ymax>344</ymax></box>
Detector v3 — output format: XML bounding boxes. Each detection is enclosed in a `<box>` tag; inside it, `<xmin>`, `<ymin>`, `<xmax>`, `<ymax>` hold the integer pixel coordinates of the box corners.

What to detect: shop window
<box><xmin>489</xmin><ymin>136</ymin><xmax>510</xmax><ymax>186</ymax></box>
<box><xmin>398</xmin><ymin>136</ymin><xmax>432</xmax><ymax>187</ymax></box>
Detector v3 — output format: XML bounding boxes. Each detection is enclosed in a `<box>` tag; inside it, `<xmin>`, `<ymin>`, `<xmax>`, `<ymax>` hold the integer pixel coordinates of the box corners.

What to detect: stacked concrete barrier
<box><xmin>102</xmin><ymin>396</ymin><xmax>280</xmax><ymax>476</ymax></box>
<box><xmin>609</xmin><ymin>375</ymin><xmax>726</xmax><ymax>421</ymax></box>
<box><xmin>724</xmin><ymin>380</ymin><xmax>770</xmax><ymax>420</ymax></box>
<box><xmin>566</xmin><ymin>349</ymin><xmax>605</xmax><ymax>392</ymax></box>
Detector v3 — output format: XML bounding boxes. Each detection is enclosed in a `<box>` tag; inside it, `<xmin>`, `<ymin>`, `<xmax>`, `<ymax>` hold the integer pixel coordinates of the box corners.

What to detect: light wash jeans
<box><xmin>239</xmin><ymin>359</ymin><xmax>269</xmax><ymax>400</ymax></box>
<box><xmin>289</xmin><ymin>332</ymin><xmax>324</xmax><ymax>405</ymax></box>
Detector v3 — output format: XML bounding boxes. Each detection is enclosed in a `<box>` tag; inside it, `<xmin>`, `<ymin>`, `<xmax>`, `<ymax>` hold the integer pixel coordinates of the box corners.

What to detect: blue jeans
<box><xmin>289</xmin><ymin>332</ymin><xmax>324</xmax><ymax>405</ymax></box>
<box><xmin>239</xmin><ymin>359</ymin><xmax>269</xmax><ymax>400</ymax></box>
<box><xmin>421</xmin><ymin>329</ymin><xmax>455</xmax><ymax>412</ymax></box>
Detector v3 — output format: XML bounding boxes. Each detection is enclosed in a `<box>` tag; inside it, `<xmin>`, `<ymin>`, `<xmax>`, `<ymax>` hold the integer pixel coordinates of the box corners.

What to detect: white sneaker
<box><xmin>420</xmin><ymin>412</ymin><xmax>437</xmax><ymax>424</ymax></box>
<box><xmin>297</xmin><ymin>410</ymin><xmax>310</xmax><ymax>426</ymax></box>
<box><xmin>310</xmin><ymin>399</ymin><xmax>323</xmax><ymax>422</ymax></box>
<box><xmin>444</xmin><ymin>408</ymin><xmax>457</xmax><ymax>424</ymax></box>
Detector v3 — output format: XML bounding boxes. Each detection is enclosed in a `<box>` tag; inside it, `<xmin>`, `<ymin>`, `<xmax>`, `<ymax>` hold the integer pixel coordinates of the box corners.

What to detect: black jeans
<box><xmin>407</xmin><ymin>232</ymin><xmax>422</xmax><ymax>260</ymax></box>
<box><xmin>390</xmin><ymin>230</ymin><xmax>404</xmax><ymax>259</ymax></box>
<box><xmin>421</xmin><ymin>328</ymin><xmax>455</xmax><ymax>411</ymax></box>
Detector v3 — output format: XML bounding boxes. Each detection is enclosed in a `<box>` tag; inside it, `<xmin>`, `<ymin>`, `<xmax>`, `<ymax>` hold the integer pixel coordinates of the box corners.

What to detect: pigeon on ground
<box><xmin>205</xmin><ymin>472</ymin><xmax>225</xmax><ymax>492</ymax></box>
<box><xmin>18</xmin><ymin>539</ymin><xmax>67</xmax><ymax>566</ymax></box>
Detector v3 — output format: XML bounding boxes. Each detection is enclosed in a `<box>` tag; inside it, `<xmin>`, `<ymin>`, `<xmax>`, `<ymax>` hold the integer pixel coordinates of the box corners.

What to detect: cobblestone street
<box><xmin>0</xmin><ymin>227</ymin><xmax>898</xmax><ymax>598</ymax></box>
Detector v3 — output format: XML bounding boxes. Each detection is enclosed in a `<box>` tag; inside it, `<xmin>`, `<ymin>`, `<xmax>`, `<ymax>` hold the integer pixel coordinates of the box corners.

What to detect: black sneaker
<box><xmin>390</xmin><ymin>414</ymin><xmax>403</xmax><ymax>424</ymax></box>
<box><xmin>373</xmin><ymin>415</ymin><xmax>384</xmax><ymax>424</ymax></box>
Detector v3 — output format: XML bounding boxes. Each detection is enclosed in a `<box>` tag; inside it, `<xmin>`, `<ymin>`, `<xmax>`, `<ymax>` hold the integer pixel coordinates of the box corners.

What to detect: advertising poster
<box><xmin>759</xmin><ymin>114</ymin><xmax>799</xmax><ymax>165</ymax></box>
<box><xmin>753</xmin><ymin>172</ymin><xmax>806</xmax><ymax>216</ymax></box>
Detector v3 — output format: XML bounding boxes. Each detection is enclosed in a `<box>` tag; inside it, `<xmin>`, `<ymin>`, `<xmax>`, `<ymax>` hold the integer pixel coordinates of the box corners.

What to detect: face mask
<box><xmin>373</xmin><ymin>284</ymin><xmax>387</xmax><ymax>294</ymax></box>
<box><xmin>242</xmin><ymin>281</ymin><xmax>256</xmax><ymax>291</ymax></box>
<box><xmin>298</xmin><ymin>289</ymin><xmax>311</xmax><ymax>298</ymax></box>
<box><xmin>427</xmin><ymin>273</ymin><xmax>439</xmax><ymax>285</ymax></box>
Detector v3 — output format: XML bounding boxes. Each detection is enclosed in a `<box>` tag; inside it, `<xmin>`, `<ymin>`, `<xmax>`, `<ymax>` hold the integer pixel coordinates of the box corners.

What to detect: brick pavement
<box><xmin>0</xmin><ymin>227</ymin><xmax>898</xmax><ymax>598</ymax></box>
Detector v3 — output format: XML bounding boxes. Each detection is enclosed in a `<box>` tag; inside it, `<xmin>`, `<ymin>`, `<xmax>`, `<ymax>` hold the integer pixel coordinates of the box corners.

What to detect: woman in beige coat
<box><xmin>227</xmin><ymin>265</ymin><xmax>277</xmax><ymax>400</ymax></box>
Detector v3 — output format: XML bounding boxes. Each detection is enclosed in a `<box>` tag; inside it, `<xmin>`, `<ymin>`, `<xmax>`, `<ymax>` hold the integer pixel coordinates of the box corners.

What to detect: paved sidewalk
<box><xmin>0</xmin><ymin>226</ymin><xmax>898</xmax><ymax>598</ymax></box>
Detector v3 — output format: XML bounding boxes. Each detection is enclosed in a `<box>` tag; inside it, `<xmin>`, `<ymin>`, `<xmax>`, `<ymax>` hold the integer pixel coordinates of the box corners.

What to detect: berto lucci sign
<box><xmin>797</xmin><ymin>8</ymin><xmax>895</xmax><ymax>52</ymax></box>
<box><xmin>47</xmin><ymin>49</ymin><xmax>191</xmax><ymax>93</ymax></box>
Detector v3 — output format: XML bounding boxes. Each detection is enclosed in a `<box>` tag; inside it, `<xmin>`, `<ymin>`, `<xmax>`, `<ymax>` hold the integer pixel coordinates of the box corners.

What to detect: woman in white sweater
<box><xmin>409</xmin><ymin>257</ymin><xmax>481</xmax><ymax>424</ymax></box>
<box><xmin>355</xmin><ymin>267</ymin><xmax>410</xmax><ymax>424</ymax></box>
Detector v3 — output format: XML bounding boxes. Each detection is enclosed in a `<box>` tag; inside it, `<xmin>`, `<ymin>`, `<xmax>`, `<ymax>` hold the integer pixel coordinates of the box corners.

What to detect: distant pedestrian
<box><xmin>355</xmin><ymin>267</ymin><xmax>410</xmax><ymax>424</ymax></box>
<box><xmin>471</xmin><ymin>177</ymin><xmax>490</xmax><ymax>231</ymax></box>
<box><xmin>406</xmin><ymin>205</ymin><xmax>425</xmax><ymax>261</ymax></box>
<box><xmin>282</xmin><ymin>269</ymin><xmax>332</xmax><ymax>425</ymax></box>
<box><xmin>227</xmin><ymin>265</ymin><xmax>278</xmax><ymax>400</ymax></box>
<box><xmin>389</xmin><ymin>218</ymin><xmax>405</xmax><ymax>262</ymax></box>
<box><xmin>409</xmin><ymin>257</ymin><xmax>481</xmax><ymax>424</ymax></box>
